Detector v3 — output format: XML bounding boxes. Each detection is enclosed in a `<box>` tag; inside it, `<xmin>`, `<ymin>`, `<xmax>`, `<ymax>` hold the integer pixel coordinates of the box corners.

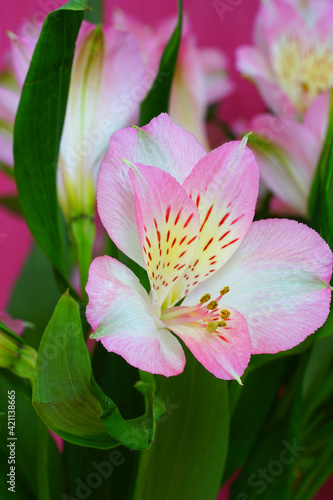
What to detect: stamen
<box><xmin>200</xmin><ymin>293</ymin><xmax>211</xmax><ymax>304</ymax></box>
<box><xmin>207</xmin><ymin>300</ymin><xmax>218</xmax><ymax>310</ymax></box>
<box><xmin>220</xmin><ymin>309</ymin><xmax>230</xmax><ymax>320</ymax></box>
<box><xmin>218</xmin><ymin>321</ymin><xmax>227</xmax><ymax>328</ymax></box>
<box><xmin>206</xmin><ymin>321</ymin><xmax>219</xmax><ymax>333</ymax></box>
<box><xmin>220</xmin><ymin>286</ymin><xmax>230</xmax><ymax>296</ymax></box>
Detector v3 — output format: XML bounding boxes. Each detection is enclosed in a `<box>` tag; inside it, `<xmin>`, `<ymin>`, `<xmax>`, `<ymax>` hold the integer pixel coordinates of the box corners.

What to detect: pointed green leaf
<box><xmin>14</xmin><ymin>0</ymin><xmax>88</xmax><ymax>283</ymax></box>
<box><xmin>139</xmin><ymin>0</ymin><xmax>182</xmax><ymax>126</ymax></box>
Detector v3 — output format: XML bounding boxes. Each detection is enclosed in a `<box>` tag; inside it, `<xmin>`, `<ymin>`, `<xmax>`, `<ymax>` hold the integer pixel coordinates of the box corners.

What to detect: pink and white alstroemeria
<box><xmin>86</xmin><ymin>114</ymin><xmax>332</xmax><ymax>382</ymax></box>
<box><xmin>248</xmin><ymin>93</ymin><xmax>329</xmax><ymax>216</ymax></box>
<box><xmin>1</xmin><ymin>21</ymin><xmax>147</xmax><ymax>219</ymax></box>
<box><xmin>236</xmin><ymin>0</ymin><xmax>333</xmax><ymax>116</ymax></box>
<box><xmin>113</xmin><ymin>10</ymin><xmax>233</xmax><ymax>150</ymax></box>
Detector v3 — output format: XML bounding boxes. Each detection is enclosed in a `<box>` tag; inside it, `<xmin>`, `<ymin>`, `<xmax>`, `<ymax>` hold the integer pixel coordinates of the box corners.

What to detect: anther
<box><xmin>218</xmin><ymin>321</ymin><xmax>227</xmax><ymax>328</ymax></box>
<box><xmin>206</xmin><ymin>321</ymin><xmax>219</xmax><ymax>333</ymax></box>
<box><xmin>207</xmin><ymin>300</ymin><xmax>218</xmax><ymax>310</ymax></box>
<box><xmin>220</xmin><ymin>309</ymin><xmax>230</xmax><ymax>320</ymax></box>
<box><xmin>200</xmin><ymin>293</ymin><xmax>211</xmax><ymax>304</ymax></box>
<box><xmin>220</xmin><ymin>286</ymin><xmax>230</xmax><ymax>296</ymax></box>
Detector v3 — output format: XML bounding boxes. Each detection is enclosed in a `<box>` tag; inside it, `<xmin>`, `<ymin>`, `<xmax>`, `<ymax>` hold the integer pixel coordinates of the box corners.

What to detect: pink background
<box><xmin>0</xmin><ymin>1</ymin><xmax>331</xmax><ymax>498</ymax></box>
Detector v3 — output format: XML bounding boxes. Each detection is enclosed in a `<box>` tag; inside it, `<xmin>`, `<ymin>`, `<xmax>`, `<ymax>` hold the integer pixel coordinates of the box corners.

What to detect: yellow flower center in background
<box><xmin>273</xmin><ymin>34</ymin><xmax>333</xmax><ymax>113</ymax></box>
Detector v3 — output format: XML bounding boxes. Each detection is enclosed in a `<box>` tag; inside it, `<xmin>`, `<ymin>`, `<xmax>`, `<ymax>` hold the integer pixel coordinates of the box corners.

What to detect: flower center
<box><xmin>273</xmin><ymin>35</ymin><xmax>333</xmax><ymax>112</ymax></box>
<box><xmin>160</xmin><ymin>286</ymin><xmax>231</xmax><ymax>337</ymax></box>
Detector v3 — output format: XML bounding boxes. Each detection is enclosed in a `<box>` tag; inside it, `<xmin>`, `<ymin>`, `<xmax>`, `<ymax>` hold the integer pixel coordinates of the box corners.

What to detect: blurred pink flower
<box><xmin>248</xmin><ymin>93</ymin><xmax>329</xmax><ymax>216</ymax></box>
<box><xmin>236</xmin><ymin>0</ymin><xmax>333</xmax><ymax>116</ymax></box>
<box><xmin>0</xmin><ymin>310</ymin><xmax>26</xmax><ymax>335</ymax></box>
<box><xmin>113</xmin><ymin>9</ymin><xmax>233</xmax><ymax>149</ymax></box>
<box><xmin>86</xmin><ymin>114</ymin><xmax>332</xmax><ymax>382</ymax></box>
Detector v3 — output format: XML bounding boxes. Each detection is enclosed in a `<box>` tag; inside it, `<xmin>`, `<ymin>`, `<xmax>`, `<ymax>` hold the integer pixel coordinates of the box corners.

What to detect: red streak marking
<box><xmin>144</xmin><ymin>226</ymin><xmax>147</xmax><ymax>232</ymax></box>
<box><xmin>199</xmin><ymin>205</ymin><xmax>214</xmax><ymax>232</ymax></box>
<box><xmin>174</xmin><ymin>209</ymin><xmax>182</xmax><ymax>225</ymax></box>
<box><xmin>209</xmin><ymin>255</ymin><xmax>216</xmax><ymax>260</ymax></box>
<box><xmin>148</xmin><ymin>252</ymin><xmax>152</xmax><ymax>261</ymax></box>
<box><xmin>194</xmin><ymin>274</ymin><xmax>199</xmax><ymax>279</ymax></box>
<box><xmin>205</xmin><ymin>273</ymin><xmax>209</xmax><ymax>276</ymax></box>
<box><xmin>178</xmin><ymin>264</ymin><xmax>186</xmax><ymax>270</ymax></box>
<box><xmin>152</xmin><ymin>272</ymin><xmax>155</xmax><ymax>278</ymax></box>
<box><xmin>196</xmin><ymin>195</ymin><xmax>200</xmax><ymax>207</ymax></box>
<box><xmin>218</xmin><ymin>335</ymin><xmax>228</xmax><ymax>342</ymax></box>
<box><xmin>179</xmin><ymin>236</ymin><xmax>187</xmax><ymax>245</ymax></box>
<box><xmin>187</xmin><ymin>236</ymin><xmax>197</xmax><ymax>245</ymax></box>
<box><xmin>154</xmin><ymin>219</ymin><xmax>158</xmax><ymax>229</ymax></box>
<box><xmin>157</xmin><ymin>230</ymin><xmax>161</xmax><ymax>243</ymax></box>
<box><xmin>172</xmin><ymin>276</ymin><xmax>179</xmax><ymax>282</ymax></box>
<box><xmin>146</xmin><ymin>237</ymin><xmax>151</xmax><ymax>248</ymax></box>
<box><xmin>174</xmin><ymin>264</ymin><xmax>179</xmax><ymax>269</ymax></box>
<box><xmin>221</xmin><ymin>238</ymin><xmax>239</xmax><ymax>249</ymax></box>
<box><xmin>193</xmin><ymin>259</ymin><xmax>199</xmax><ymax>268</ymax></box>
<box><xmin>183</xmin><ymin>213</ymin><xmax>194</xmax><ymax>228</ymax></box>
<box><xmin>193</xmin><ymin>281</ymin><xmax>198</xmax><ymax>285</ymax></box>
<box><xmin>162</xmin><ymin>281</ymin><xmax>165</xmax><ymax>285</ymax></box>
<box><xmin>167</xmin><ymin>262</ymin><xmax>170</xmax><ymax>267</ymax></box>
<box><xmin>159</xmin><ymin>249</ymin><xmax>162</xmax><ymax>256</ymax></box>
<box><xmin>219</xmin><ymin>230</ymin><xmax>230</xmax><ymax>241</ymax></box>
<box><xmin>231</xmin><ymin>214</ymin><xmax>244</xmax><ymax>225</ymax></box>
<box><xmin>209</xmin><ymin>269</ymin><xmax>215</xmax><ymax>273</ymax></box>
<box><xmin>179</xmin><ymin>251</ymin><xmax>186</xmax><ymax>258</ymax></box>
<box><xmin>203</xmin><ymin>238</ymin><xmax>214</xmax><ymax>251</ymax></box>
<box><xmin>171</xmin><ymin>238</ymin><xmax>177</xmax><ymax>248</ymax></box>
<box><xmin>165</xmin><ymin>206</ymin><xmax>171</xmax><ymax>223</ymax></box>
<box><xmin>143</xmin><ymin>247</ymin><xmax>147</xmax><ymax>254</ymax></box>
<box><xmin>210</xmin><ymin>261</ymin><xmax>217</xmax><ymax>265</ymax></box>
<box><xmin>167</xmin><ymin>249</ymin><xmax>169</xmax><ymax>255</ymax></box>
<box><xmin>166</xmin><ymin>230</ymin><xmax>170</xmax><ymax>242</ymax></box>
<box><xmin>218</xmin><ymin>213</ymin><xmax>230</xmax><ymax>227</ymax></box>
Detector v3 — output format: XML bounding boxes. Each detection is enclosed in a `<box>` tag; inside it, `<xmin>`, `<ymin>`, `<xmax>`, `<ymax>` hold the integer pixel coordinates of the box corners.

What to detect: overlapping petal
<box><xmin>168</xmin><ymin>306</ymin><xmax>251</xmax><ymax>381</ymax></box>
<box><xmin>130</xmin><ymin>162</ymin><xmax>201</xmax><ymax>304</ymax></box>
<box><xmin>86</xmin><ymin>256</ymin><xmax>185</xmax><ymax>376</ymax></box>
<box><xmin>98</xmin><ymin>114</ymin><xmax>206</xmax><ymax>266</ymax></box>
<box><xmin>185</xmin><ymin>219</ymin><xmax>332</xmax><ymax>354</ymax></box>
<box><xmin>0</xmin><ymin>88</ymin><xmax>20</xmax><ymax>166</ymax></box>
<box><xmin>169</xmin><ymin>139</ymin><xmax>258</xmax><ymax>302</ymax></box>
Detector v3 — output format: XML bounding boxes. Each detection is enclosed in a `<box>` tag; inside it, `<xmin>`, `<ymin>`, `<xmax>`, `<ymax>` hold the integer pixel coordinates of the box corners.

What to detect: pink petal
<box><xmin>199</xmin><ymin>48</ymin><xmax>234</xmax><ymax>105</ymax></box>
<box><xmin>168</xmin><ymin>306</ymin><xmax>251</xmax><ymax>381</ymax></box>
<box><xmin>0</xmin><ymin>88</ymin><xmax>19</xmax><ymax>166</ymax></box>
<box><xmin>0</xmin><ymin>311</ymin><xmax>25</xmax><ymax>336</ymax></box>
<box><xmin>9</xmin><ymin>31</ymin><xmax>38</xmax><ymax>89</ymax></box>
<box><xmin>249</xmin><ymin>112</ymin><xmax>321</xmax><ymax>214</ymax></box>
<box><xmin>177</xmin><ymin>139</ymin><xmax>258</xmax><ymax>299</ymax></box>
<box><xmin>130</xmin><ymin>162</ymin><xmax>200</xmax><ymax>305</ymax></box>
<box><xmin>86</xmin><ymin>256</ymin><xmax>185</xmax><ymax>376</ymax></box>
<box><xmin>186</xmin><ymin>219</ymin><xmax>332</xmax><ymax>355</ymax></box>
<box><xmin>58</xmin><ymin>23</ymin><xmax>147</xmax><ymax>216</ymax></box>
<box><xmin>98</xmin><ymin>114</ymin><xmax>206</xmax><ymax>267</ymax></box>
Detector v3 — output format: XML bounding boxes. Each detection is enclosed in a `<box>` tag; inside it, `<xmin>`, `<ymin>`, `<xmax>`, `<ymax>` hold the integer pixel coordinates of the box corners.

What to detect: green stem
<box><xmin>70</xmin><ymin>216</ymin><xmax>96</xmax><ymax>301</ymax></box>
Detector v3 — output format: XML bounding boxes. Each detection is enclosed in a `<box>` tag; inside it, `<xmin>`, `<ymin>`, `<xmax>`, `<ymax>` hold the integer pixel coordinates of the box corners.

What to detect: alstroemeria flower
<box><xmin>86</xmin><ymin>114</ymin><xmax>332</xmax><ymax>381</ymax></box>
<box><xmin>236</xmin><ymin>0</ymin><xmax>333</xmax><ymax>116</ymax></box>
<box><xmin>0</xmin><ymin>20</ymin><xmax>147</xmax><ymax>219</ymax></box>
<box><xmin>248</xmin><ymin>93</ymin><xmax>329</xmax><ymax>216</ymax></box>
<box><xmin>113</xmin><ymin>10</ymin><xmax>233</xmax><ymax>149</ymax></box>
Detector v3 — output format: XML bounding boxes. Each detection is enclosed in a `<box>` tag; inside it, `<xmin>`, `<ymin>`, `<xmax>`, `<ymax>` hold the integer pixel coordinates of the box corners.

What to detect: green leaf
<box><xmin>33</xmin><ymin>292</ymin><xmax>156</xmax><ymax>450</ymax></box>
<box><xmin>132</xmin><ymin>349</ymin><xmax>229</xmax><ymax>500</ymax></box>
<box><xmin>13</xmin><ymin>0</ymin><xmax>88</xmax><ymax>283</ymax></box>
<box><xmin>309</xmin><ymin>89</ymin><xmax>333</xmax><ymax>248</ymax></box>
<box><xmin>8</xmin><ymin>244</ymin><xmax>61</xmax><ymax>351</ymax></box>
<box><xmin>139</xmin><ymin>0</ymin><xmax>182</xmax><ymax>126</ymax></box>
<box><xmin>0</xmin><ymin>370</ymin><xmax>64</xmax><ymax>500</ymax></box>
<box><xmin>32</xmin><ymin>292</ymin><xmax>120</xmax><ymax>449</ymax></box>
<box><xmin>224</xmin><ymin>358</ymin><xmax>292</xmax><ymax>482</ymax></box>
